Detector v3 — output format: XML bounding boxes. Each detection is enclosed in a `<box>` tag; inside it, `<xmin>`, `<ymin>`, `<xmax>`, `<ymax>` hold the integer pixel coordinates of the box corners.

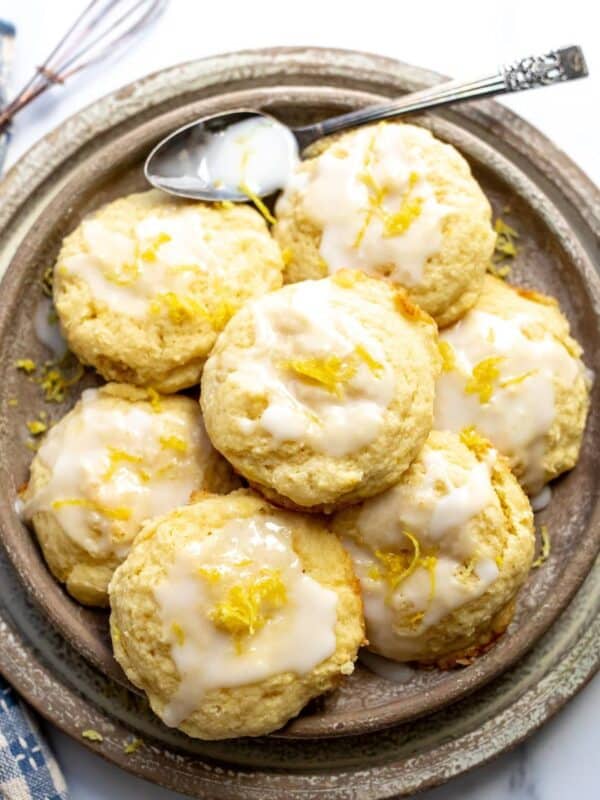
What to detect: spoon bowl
<box><xmin>144</xmin><ymin>109</ymin><xmax>300</xmax><ymax>201</ymax></box>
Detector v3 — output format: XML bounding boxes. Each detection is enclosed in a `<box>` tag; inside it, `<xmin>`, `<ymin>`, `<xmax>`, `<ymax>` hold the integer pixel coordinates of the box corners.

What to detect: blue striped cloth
<box><xmin>0</xmin><ymin>677</ymin><xmax>68</xmax><ymax>799</ymax></box>
<box><xmin>0</xmin><ymin>18</ymin><xmax>69</xmax><ymax>800</ymax></box>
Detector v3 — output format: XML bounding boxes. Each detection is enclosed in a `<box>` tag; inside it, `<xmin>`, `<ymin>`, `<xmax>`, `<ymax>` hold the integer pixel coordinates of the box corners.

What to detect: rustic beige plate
<box><xmin>0</xmin><ymin>48</ymin><xmax>598</xmax><ymax>793</ymax></box>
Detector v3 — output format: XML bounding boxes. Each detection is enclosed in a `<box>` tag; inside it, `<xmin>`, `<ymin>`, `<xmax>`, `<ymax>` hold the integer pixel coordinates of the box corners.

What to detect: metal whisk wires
<box><xmin>0</xmin><ymin>0</ymin><xmax>166</xmax><ymax>130</ymax></box>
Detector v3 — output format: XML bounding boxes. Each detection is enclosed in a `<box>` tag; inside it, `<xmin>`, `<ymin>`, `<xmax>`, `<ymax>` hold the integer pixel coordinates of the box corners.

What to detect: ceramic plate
<box><xmin>0</xmin><ymin>48</ymin><xmax>598</xmax><ymax>795</ymax></box>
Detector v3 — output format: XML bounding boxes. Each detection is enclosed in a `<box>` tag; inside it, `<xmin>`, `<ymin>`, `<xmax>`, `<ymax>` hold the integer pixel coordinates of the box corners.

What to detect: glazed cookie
<box><xmin>22</xmin><ymin>383</ymin><xmax>239</xmax><ymax>606</ymax></box>
<box><xmin>273</xmin><ymin>122</ymin><xmax>495</xmax><ymax>327</ymax></box>
<box><xmin>53</xmin><ymin>190</ymin><xmax>283</xmax><ymax>392</ymax></box>
<box><xmin>200</xmin><ymin>271</ymin><xmax>440</xmax><ymax>511</ymax></box>
<box><xmin>109</xmin><ymin>490</ymin><xmax>365</xmax><ymax>739</ymax></box>
<box><xmin>333</xmin><ymin>430</ymin><xmax>534</xmax><ymax>666</ymax></box>
<box><xmin>434</xmin><ymin>276</ymin><xmax>591</xmax><ymax>495</ymax></box>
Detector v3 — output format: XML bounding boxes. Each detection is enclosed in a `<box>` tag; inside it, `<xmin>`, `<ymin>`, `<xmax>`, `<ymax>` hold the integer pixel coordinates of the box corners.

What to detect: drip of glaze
<box><xmin>33</xmin><ymin>297</ymin><xmax>68</xmax><ymax>359</ymax></box>
<box><xmin>531</xmin><ymin>485</ymin><xmax>552</xmax><ymax>512</ymax></box>
<box><xmin>358</xmin><ymin>649</ymin><xmax>416</xmax><ymax>683</ymax></box>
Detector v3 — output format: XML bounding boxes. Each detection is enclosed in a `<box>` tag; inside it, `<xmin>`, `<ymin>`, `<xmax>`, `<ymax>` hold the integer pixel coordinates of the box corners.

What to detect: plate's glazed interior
<box><xmin>0</xmin><ymin>67</ymin><xmax>598</xmax><ymax>743</ymax></box>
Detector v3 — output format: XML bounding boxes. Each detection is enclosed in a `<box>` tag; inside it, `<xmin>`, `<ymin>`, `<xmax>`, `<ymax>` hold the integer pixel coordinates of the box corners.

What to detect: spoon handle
<box><xmin>296</xmin><ymin>45</ymin><xmax>587</xmax><ymax>147</ymax></box>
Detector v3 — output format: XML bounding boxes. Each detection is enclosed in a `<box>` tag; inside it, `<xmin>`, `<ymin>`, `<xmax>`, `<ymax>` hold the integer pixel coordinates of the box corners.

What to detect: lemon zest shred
<box><xmin>26</xmin><ymin>419</ymin><xmax>47</xmax><ymax>436</ymax></box>
<box><xmin>159</xmin><ymin>435</ymin><xmax>188</xmax><ymax>453</ymax></box>
<box><xmin>459</xmin><ymin>426</ymin><xmax>492</xmax><ymax>459</ymax></box>
<box><xmin>438</xmin><ymin>340</ymin><xmax>456</xmax><ymax>372</ymax></box>
<box><xmin>149</xmin><ymin>292</ymin><xmax>209</xmax><ymax>324</ymax></box>
<box><xmin>383</xmin><ymin>196</ymin><xmax>424</xmax><ymax>237</ymax></box>
<box><xmin>82</xmin><ymin>729</ymin><xmax>103</xmax><ymax>743</ymax></box>
<box><xmin>367</xmin><ymin>564</ymin><xmax>382</xmax><ymax>581</ymax></box>
<box><xmin>209</xmin><ymin>299</ymin><xmax>237</xmax><ymax>331</ymax></box>
<box><xmin>487</xmin><ymin>262</ymin><xmax>512</xmax><ymax>280</ymax></box>
<box><xmin>280</xmin><ymin>355</ymin><xmax>358</xmax><ymax>396</ymax></box>
<box><xmin>197</xmin><ymin>566</ymin><xmax>224</xmax><ymax>584</ymax></box>
<box><xmin>146</xmin><ymin>388</ymin><xmax>162</xmax><ymax>412</ymax></box>
<box><xmin>41</xmin><ymin>265</ymin><xmax>54</xmax><ymax>297</ymax></box>
<box><xmin>417</xmin><ymin>554</ymin><xmax>437</xmax><ymax>604</ymax></box>
<box><xmin>209</xmin><ymin>569</ymin><xmax>287</xmax><ymax>641</ymax></box>
<box><xmin>532</xmin><ymin>524</ymin><xmax>550</xmax><ymax>568</ymax></box>
<box><xmin>15</xmin><ymin>359</ymin><xmax>37</xmax><ymax>373</ymax></box>
<box><xmin>170</xmin><ymin>621</ymin><xmax>185</xmax><ymax>646</ymax></box>
<box><xmin>280</xmin><ymin>247</ymin><xmax>294</xmax><ymax>267</ymax></box>
<box><xmin>355</xmin><ymin>344</ymin><xmax>384</xmax><ymax>376</ymax></box>
<box><xmin>375</xmin><ymin>531</ymin><xmax>421</xmax><ymax>591</ymax></box>
<box><xmin>465</xmin><ymin>357</ymin><xmax>505</xmax><ymax>403</ymax></box>
<box><xmin>493</xmin><ymin>217</ymin><xmax>520</xmax><ymax>263</ymax></box>
<box><xmin>51</xmin><ymin>498</ymin><xmax>131</xmax><ymax>521</ymax></box>
<box><xmin>103</xmin><ymin>261</ymin><xmax>139</xmax><ymax>285</ymax></box>
<box><xmin>123</xmin><ymin>738</ymin><xmax>143</xmax><ymax>755</ymax></box>
<box><xmin>394</xmin><ymin>291</ymin><xmax>431</xmax><ymax>324</ymax></box>
<box><xmin>36</xmin><ymin>355</ymin><xmax>85</xmax><ymax>403</ymax></box>
<box><xmin>239</xmin><ymin>182</ymin><xmax>276</xmax><ymax>224</ymax></box>
<box><xmin>331</xmin><ymin>270</ymin><xmax>362</xmax><ymax>289</ymax></box>
<box><xmin>140</xmin><ymin>231</ymin><xmax>172</xmax><ymax>262</ymax></box>
<box><xmin>103</xmin><ymin>447</ymin><xmax>144</xmax><ymax>481</ymax></box>
<box><xmin>499</xmin><ymin>370</ymin><xmax>537</xmax><ymax>388</ymax></box>
<box><xmin>514</xmin><ymin>286</ymin><xmax>557</xmax><ymax>307</ymax></box>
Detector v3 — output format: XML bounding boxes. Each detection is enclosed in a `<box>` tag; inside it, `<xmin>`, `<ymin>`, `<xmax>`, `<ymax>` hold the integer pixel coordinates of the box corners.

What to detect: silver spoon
<box><xmin>145</xmin><ymin>45</ymin><xmax>587</xmax><ymax>202</ymax></box>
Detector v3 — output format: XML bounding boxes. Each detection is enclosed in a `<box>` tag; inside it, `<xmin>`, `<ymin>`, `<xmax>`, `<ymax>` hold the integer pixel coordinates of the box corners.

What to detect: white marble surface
<box><xmin>4</xmin><ymin>0</ymin><xmax>599</xmax><ymax>797</ymax></box>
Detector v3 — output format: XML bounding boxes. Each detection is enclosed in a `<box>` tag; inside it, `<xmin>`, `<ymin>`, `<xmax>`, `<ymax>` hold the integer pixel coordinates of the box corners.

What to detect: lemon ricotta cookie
<box><xmin>200</xmin><ymin>271</ymin><xmax>440</xmax><ymax>511</ymax></box>
<box><xmin>109</xmin><ymin>490</ymin><xmax>365</xmax><ymax>739</ymax></box>
<box><xmin>273</xmin><ymin>122</ymin><xmax>495</xmax><ymax>327</ymax></box>
<box><xmin>434</xmin><ymin>276</ymin><xmax>591</xmax><ymax>496</ymax></box>
<box><xmin>333</xmin><ymin>430</ymin><xmax>534</xmax><ymax>666</ymax></box>
<box><xmin>53</xmin><ymin>190</ymin><xmax>283</xmax><ymax>392</ymax></box>
<box><xmin>22</xmin><ymin>383</ymin><xmax>239</xmax><ymax>606</ymax></box>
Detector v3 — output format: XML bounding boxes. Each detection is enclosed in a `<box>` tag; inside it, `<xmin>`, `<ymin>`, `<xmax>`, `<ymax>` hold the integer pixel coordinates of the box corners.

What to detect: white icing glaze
<box><xmin>33</xmin><ymin>297</ymin><xmax>68</xmax><ymax>359</ymax></box>
<box><xmin>357</xmin><ymin>447</ymin><xmax>497</xmax><ymax>554</ymax></box>
<box><xmin>531</xmin><ymin>485</ymin><xmax>552</xmax><ymax>512</ymax></box>
<box><xmin>198</xmin><ymin>116</ymin><xmax>299</xmax><ymax>196</ymax></box>
<box><xmin>358</xmin><ymin>649</ymin><xmax>416</xmax><ymax>683</ymax></box>
<box><xmin>154</xmin><ymin>516</ymin><xmax>338</xmax><ymax>727</ymax></box>
<box><xmin>278</xmin><ymin>124</ymin><xmax>450</xmax><ymax>286</ymax></box>
<box><xmin>434</xmin><ymin>309</ymin><xmax>584</xmax><ymax>493</ymax></box>
<box><xmin>219</xmin><ymin>280</ymin><xmax>395</xmax><ymax>456</ymax></box>
<box><xmin>23</xmin><ymin>388</ymin><xmax>209</xmax><ymax>558</ymax></box>
<box><xmin>60</xmin><ymin>211</ymin><xmax>264</xmax><ymax>318</ymax></box>
<box><xmin>341</xmin><ymin>439</ymin><xmax>500</xmax><ymax>661</ymax></box>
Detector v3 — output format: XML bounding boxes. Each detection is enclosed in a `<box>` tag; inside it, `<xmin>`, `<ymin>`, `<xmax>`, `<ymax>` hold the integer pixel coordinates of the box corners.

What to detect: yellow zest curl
<box><xmin>159</xmin><ymin>435</ymin><xmax>188</xmax><ymax>453</ymax></box>
<box><xmin>209</xmin><ymin>569</ymin><xmax>287</xmax><ymax>641</ymax></box>
<box><xmin>459</xmin><ymin>426</ymin><xmax>492</xmax><ymax>459</ymax></box>
<box><xmin>26</xmin><ymin>419</ymin><xmax>47</xmax><ymax>436</ymax></box>
<box><xmin>15</xmin><ymin>359</ymin><xmax>36</xmax><ymax>374</ymax></box>
<box><xmin>239</xmin><ymin>182</ymin><xmax>276</xmax><ymax>225</ymax></box>
<box><xmin>170</xmin><ymin>621</ymin><xmax>185</xmax><ymax>646</ymax></box>
<box><xmin>438</xmin><ymin>340</ymin><xmax>456</xmax><ymax>372</ymax></box>
<box><xmin>51</xmin><ymin>498</ymin><xmax>131</xmax><ymax>521</ymax></box>
<box><xmin>375</xmin><ymin>531</ymin><xmax>421</xmax><ymax>590</ymax></box>
<box><xmin>465</xmin><ymin>357</ymin><xmax>505</xmax><ymax>403</ymax></box>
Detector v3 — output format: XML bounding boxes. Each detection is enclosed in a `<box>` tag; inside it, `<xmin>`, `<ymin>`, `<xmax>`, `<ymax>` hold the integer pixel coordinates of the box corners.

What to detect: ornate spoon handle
<box><xmin>296</xmin><ymin>46</ymin><xmax>588</xmax><ymax>147</ymax></box>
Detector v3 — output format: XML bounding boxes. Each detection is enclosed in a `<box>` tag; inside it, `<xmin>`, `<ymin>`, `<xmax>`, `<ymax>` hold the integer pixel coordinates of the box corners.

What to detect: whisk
<box><xmin>0</xmin><ymin>0</ymin><xmax>167</xmax><ymax>131</ymax></box>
